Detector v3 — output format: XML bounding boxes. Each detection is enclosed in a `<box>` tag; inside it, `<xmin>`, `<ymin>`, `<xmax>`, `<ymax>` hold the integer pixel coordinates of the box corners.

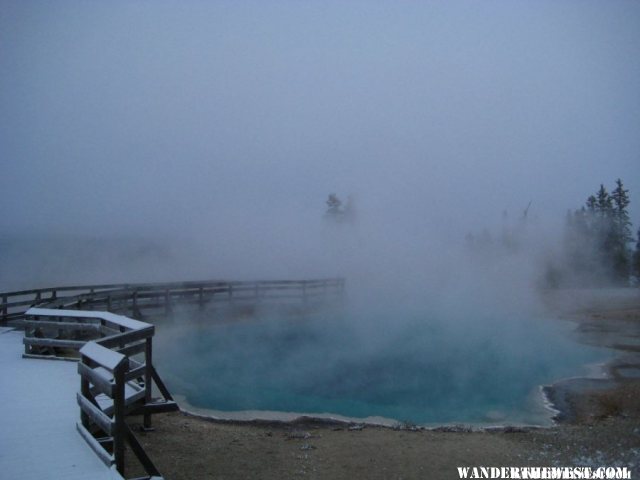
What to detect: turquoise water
<box><xmin>155</xmin><ymin>309</ymin><xmax>610</xmax><ymax>425</ymax></box>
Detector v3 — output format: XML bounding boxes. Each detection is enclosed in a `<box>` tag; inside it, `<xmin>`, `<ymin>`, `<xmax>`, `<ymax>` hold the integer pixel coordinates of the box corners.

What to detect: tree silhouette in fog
<box><xmin>563</xmin><ymin>179</ymin><xmax>634</xmax><ymax>286</ymax></box>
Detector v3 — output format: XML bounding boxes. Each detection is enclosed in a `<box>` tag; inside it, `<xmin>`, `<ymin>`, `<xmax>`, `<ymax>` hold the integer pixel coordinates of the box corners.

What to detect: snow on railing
<box><xmin>27</xmin><ymin>307</ymin><xmax>177</xmax><ymax>480</ymax></box>
<box><xmin>6</xmin><ymin>278</ymin><xmax>345</xmax><ymax>479</ymax></box>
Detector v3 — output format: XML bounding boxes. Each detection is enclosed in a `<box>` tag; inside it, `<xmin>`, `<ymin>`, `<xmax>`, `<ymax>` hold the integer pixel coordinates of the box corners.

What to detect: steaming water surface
<box><xmin>155</xmin><ymin>308</ymin><xmax>610</xmax><ymax>426</ymax></box>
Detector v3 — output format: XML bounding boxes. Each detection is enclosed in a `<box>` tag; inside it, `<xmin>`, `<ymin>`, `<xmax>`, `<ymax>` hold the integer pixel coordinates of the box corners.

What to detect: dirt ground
<box><xmin>126</xmin><ymin>289</ymin><xmax>640</xmax><ymax>479</ymax></box>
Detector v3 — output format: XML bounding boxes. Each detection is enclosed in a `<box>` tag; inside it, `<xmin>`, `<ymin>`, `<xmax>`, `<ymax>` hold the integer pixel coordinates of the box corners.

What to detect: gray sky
<box><xmin>1</xmin><ymin>0</ymin><xmax>639</xmax><ymax>242</ymax></box>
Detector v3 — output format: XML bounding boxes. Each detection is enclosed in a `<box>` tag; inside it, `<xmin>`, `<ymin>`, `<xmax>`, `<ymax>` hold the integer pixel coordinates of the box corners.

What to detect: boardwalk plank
<box><xmin>0</xmin><ymin>330</ymin><xmax>122</xmax><ymax>480</ymax></box>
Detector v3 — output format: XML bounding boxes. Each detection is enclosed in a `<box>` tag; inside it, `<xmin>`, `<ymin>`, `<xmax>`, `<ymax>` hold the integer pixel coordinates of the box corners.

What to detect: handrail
<box><xmin>28</xmin><ymin>306</ymin><xmax>174</xmax><ymax>480</ymax></box>
<box><xmin>13</xmin><ymin>277</ymin><xmax>345</xmax><ymax>479</ymax></box>
<box><xmin>1</xmin><ymin>278</ymin><xmax>345</xmax><ymax>324</ymax></box>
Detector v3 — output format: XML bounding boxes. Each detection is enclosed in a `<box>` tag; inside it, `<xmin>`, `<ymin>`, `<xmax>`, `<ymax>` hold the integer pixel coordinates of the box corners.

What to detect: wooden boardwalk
<box><xmin>0</xmin><ymin>328</ymin><xmax>121</xmax><ymax>480</ymax></box>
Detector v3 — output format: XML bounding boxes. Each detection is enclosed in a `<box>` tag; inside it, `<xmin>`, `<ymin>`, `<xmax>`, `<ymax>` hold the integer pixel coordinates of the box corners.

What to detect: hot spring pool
<box><xmin>154</xmin><ymin>308</ymin><xmax>610</xmax><ymax>426</ymax></box>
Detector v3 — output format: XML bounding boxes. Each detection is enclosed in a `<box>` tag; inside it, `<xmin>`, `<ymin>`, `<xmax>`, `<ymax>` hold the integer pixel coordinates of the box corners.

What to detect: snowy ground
<box><xmin>0</xmin><ymin>328</ymin><xmax>121</xmax><ymax>479</ymax></box>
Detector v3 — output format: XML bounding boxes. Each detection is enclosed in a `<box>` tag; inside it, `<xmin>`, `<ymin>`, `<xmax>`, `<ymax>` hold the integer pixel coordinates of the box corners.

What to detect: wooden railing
<box><xmin>27</xmin><ymin>307</ymin><xmax>177</xmax><ymax>480</ymax></box>
<box><xmin>1</xmin><ymin>284</ymin><xmax>127</xmax><ymax>324</ymax></box>
<box><xmin>11</xmin><ymin>278</ymin><xmax>345</xmax><ymax>479</ymax></box>
<box><xmin>2</xmin><ymin>278</ymin><xmax>345</xmax><ymax>324</ymax></box>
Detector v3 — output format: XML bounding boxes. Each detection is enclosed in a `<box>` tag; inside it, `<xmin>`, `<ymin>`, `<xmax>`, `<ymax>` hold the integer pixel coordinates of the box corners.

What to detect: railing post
<box><xmin>132</xmin><ymin>290</ymin><xmax>142</xmax><ymax>319</ymax></box>
<box><xmin>1</xmin><ymin>294</ymin><xmax>7</xmax><ymax>322</ymax></box>
<box><xmin>143</xmin><ymin>337</ymin><xmax>153</xmax><ymax>429</ymax></box>
<box><xmin>24</xmin><ymin>315</ymin><xmax>34</xmax><ymax>355</ymax></box>
<box><xmin>113</xmin><ymin>360</ymin><xmax>127</xmax><ymax>476</ymax></box>
<box><xmin>79</xmin><ymin>354</ymin><xmax>90</xmax><ymax>429</ymax></box>
<box><xmin>164</xmin><ymin>289</ymin><xmax>172</xmax><ymax>315</ymax></box>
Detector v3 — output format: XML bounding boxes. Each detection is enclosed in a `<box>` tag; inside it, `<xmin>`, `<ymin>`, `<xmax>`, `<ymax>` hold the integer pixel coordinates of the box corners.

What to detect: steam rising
<box><xmin>1</xmin><ymin>2</ymin><xmax>638</xmax><ymax>308</ymax></box>
<box><xmin>2</xmin><ymin>2</ymin><xmax>638</xmax><ymax>246</ymax></box>
<box><xmin>2</xmin><ymin>1</ymin><xmax>637</xmax><ymax>423</ymax></box>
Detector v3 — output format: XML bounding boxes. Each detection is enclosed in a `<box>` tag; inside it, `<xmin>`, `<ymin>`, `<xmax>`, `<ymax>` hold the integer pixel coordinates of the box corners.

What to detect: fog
<box><xmin>1</xmin><ymin>1</ymin><xmax>639</xmax><ymax>300</ymax></box>
<box><xmin>4</xmin><ymin>1</ymin><xmax>639</xmax><ymax>425</ymax></box>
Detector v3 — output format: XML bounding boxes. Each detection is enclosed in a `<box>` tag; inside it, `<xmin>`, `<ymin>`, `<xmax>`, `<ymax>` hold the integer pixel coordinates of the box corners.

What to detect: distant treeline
<box><xmin>466</xmin><ymin>179</ymin><xmax>640</xmax><ymax>288</ymax></box>
<box><xmin>560</xmin><ymin>179</ymin><xmax>636</xmax><ymax>285</ymax></box>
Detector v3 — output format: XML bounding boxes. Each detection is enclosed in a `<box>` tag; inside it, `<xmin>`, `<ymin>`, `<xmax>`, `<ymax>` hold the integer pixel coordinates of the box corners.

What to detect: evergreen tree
<box><xmin>595</xmin><ymin>184</ymin><xmax>613</xmax><ymax>215</ymax></box>
<box><xmin>610</xmin><ymin>179</ymin><xmax>632</xmax><ymax>283</ymax></box>
<box><xmin>591</xmin><ymin>184</ymin><xmax>617</xmax><ymax>281</ymax></box>
<box><xmin>325</xmin><ymin>194</ymin><xmax>342</xmax><ymax>215</ymax></box>
<box><xmin>584</xmin><ymin>195</ymin><xmax>597</xmax><ymax>241</ymax></box>
<box><xmin>561</xmin><ymin>180</ymin><xmax>634</xmax><ymax>286</ymax></box>
<box><xmin>324</xmin><ymin>194</ymin><xmax>345</xmax><ymax>223</ymax></box>
<box><xmin>611</xmin><ymin>179</ymin><xmax>632</xmax><ymax>243</ymax></box>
